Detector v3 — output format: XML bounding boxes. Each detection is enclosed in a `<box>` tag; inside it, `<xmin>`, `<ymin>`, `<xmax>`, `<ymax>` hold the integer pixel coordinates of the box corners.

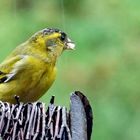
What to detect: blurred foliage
<box><xmin>0</xmin><ymin>0</ymin><xmax>140</xmax><ymax>140</ymax></box>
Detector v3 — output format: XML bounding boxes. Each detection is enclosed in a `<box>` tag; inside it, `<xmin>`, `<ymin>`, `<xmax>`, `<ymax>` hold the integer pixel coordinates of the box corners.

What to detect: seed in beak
<box><xmin>66</xmin><ymin>42</ymin><xmax>75</xmax><ymax>50</ymax></box>
<box><xmin>65</xmin><ymin>38</ymin><xmax>75</xmax><ymax>50</ymax></box>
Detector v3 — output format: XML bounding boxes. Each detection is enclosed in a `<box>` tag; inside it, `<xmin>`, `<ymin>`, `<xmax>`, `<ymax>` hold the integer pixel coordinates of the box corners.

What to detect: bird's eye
<box><xmin>60</xmin><ymin>32</ymin><xmax>66</xmax><ymax>41</ymax></box>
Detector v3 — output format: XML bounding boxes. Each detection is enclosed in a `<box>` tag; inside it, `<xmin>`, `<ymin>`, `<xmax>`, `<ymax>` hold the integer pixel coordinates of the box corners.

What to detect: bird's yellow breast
<box><xmin>22</xmin><ymin>65</ymin><xmax>57</xmax><ymax>102</ymax></box>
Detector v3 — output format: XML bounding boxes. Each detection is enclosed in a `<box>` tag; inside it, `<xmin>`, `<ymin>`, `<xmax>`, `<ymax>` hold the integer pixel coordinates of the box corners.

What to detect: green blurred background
<box><xmin>0</xmin><ymin>0</ymin><xmax>140</xmax><ymax>139</ymax></box>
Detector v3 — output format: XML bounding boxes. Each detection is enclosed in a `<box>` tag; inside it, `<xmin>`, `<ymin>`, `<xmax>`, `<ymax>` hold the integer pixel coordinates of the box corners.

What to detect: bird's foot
<box><xmin>14</xmin><ymin>95</ymin><xmax>20</xmax><ymax>105</ymax></box>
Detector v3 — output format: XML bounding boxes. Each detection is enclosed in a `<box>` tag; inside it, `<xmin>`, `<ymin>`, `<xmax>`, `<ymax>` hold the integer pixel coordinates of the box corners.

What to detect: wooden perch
<box><xmin>0</xmin><ymin>91</ymin><xmax>93</xmax><ymax>140</ymax></box>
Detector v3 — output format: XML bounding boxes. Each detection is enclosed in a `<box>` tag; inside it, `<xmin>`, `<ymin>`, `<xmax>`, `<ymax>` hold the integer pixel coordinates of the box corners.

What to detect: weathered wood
<box><xmin>70</xmin><ymin>91</ymin><xmax>93</xmax><ymax>140</ymax></box>
<box><xmin>70</xmin><ymin>93</ymin><xmax>87</xmax><ymax>140</ymax></box>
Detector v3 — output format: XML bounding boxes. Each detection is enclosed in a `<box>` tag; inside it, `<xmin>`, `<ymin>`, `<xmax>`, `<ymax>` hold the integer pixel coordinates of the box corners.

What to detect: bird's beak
<box><xmin>64</xmin><ymin>38</ymin><xmax>75</xmax><ymax>50</ymax></box>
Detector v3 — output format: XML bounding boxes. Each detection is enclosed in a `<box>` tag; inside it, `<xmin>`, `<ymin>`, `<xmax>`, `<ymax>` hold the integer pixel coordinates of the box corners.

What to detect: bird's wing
<box><xmin>0</xmin><ymin>55</ymin><xmax>23</xmax><ymax>83</ymax></box>
<box><xmin>0</xmin><ymin>55</ymin><xmax>44</xmax><ymax>83</ymax></box>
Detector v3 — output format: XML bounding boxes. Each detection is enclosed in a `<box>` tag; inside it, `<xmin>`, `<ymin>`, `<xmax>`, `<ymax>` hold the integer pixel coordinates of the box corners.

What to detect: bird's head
<box><xmin>29</xmin><ymin>28</ymin><xmax>75</xmax><ymax>60</ymax></box>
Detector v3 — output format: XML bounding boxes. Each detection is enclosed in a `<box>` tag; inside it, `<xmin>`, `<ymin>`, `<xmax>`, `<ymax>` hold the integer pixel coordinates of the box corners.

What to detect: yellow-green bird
<box><xmin>0</xmin><ymin>28</ymin><xmax>75</xmax><ymax>103</ymax></box>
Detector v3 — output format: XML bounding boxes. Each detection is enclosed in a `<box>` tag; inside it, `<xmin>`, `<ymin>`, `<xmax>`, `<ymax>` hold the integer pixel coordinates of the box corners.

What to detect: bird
<box><xmin>0</xmin><ymin>28</ymin><xmax>75</xmax><ymax>103</ymax></box>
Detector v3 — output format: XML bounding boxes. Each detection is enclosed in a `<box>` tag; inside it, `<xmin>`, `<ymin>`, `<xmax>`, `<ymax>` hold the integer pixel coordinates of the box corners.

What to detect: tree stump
<box><xmin>0</xmin><ymin>91</ymin><xmax>93</xmax><ymax>140</ymax></box>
